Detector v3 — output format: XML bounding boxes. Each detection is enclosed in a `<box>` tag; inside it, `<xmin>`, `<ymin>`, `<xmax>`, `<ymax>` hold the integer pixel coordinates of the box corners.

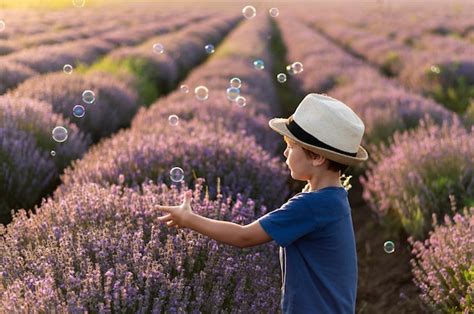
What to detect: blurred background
<box><xmin>0</xmin><ymin>0</ymin><xmax>472</xmax><ymax>313</ymax></box>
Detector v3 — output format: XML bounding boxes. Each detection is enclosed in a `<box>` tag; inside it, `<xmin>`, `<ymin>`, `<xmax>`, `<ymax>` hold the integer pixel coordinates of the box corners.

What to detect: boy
<box><xmin>156</xmin><ymin>93</ymin><xmax>368</xmax><ymax>313</ymax></box>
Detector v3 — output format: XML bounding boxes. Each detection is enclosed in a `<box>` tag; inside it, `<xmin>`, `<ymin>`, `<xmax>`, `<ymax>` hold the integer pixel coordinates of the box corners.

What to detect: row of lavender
<box><xmin>0</xmin><ymin>7</ymin><xmax>175</xmax><ymax>56</ymax></box>
<box><xmin>278</xmin><ymin>15</ymin><xmax>473</xmax><ymax>312</ymax></box>
<box><xmin>0</xmin><ymin>13</ymin><xmax>240</xmax><ymax>224</ymax></box>
<box><xmin>0</xmin><ymin>15</ymin><xmax>289</xmax><ymax>311</ymax></box>
<box><xmin>346</xmin><ymin>3</ymin><xmax>474</xmax><ymax>43</ymax></box>
<box><xmin>0</xmin><ymin>9</ymin><xmax>211</xmax><ymax>94</ymax></box>
<box><xmin>296</xmin><ymin>8</ymin><xmax>473</xmax><ymax>117</ymax></box>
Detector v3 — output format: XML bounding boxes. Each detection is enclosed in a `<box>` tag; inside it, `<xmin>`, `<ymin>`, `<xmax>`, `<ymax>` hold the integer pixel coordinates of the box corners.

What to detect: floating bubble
<box><xmin>52</xmin><ymin>126</ymin><xmax>68</xmax><ymax>143</ymax></box>
<box><xmin>205</xmin><ymin>44</ymin><xmax>215</xmax><ymax>54</ymax></box>
<box><xmin>194</xmin><ymin>86</ymin><xmax>209</xmax><ymax>101</ymax></box>
<box><xmin>82</xmin><ymin>90</ymin><xmax>95</xmax><ymax>104</ymax></box>
<box><xmin>292</xmin><ymin>61</ymin><xmax>304</xmax><ymax>74</ymax></box>
<box><xmin>170</xmin><ymin>167</ymin><xmax>184</xmax><ymax>182</ymax></box>
<box><xmin>277</xmin><ymin>73</ymin><xmax>287</xmax><ymax>83</ymax></box>
<box><xmin>51</xmin><ymin>150</ymin><xmax>56</xmax><ymax>157</ymax></box>
<box><xmin>230</xmin><ymin>77</ymin><xmax>241</xmax><ymax>89</ymax></box>
<box><xmin>180</xmin><ymin>84</ymin><xmax>189</xmax><ymax>93</ymax></box>
<box><xmin>253</xmin><ymin>59</ymin><xmax>265</xmax><ymax>70</ymax></box>
<box><xmin>0</xmin><ymin>20</ymin><xmax>5</xmax><ymax>32</ymax></box>
<box><xmin>72</xmin><ymin>0</ymin><xmax>85</xmax><ymax>7</ymax></box>
<box><xmin>153</xmin><ymin>43</ymin><xmax>164</xmax><ymax>54</ymax></box>
<box><xmin>235</xmin><ymin>96</ymin><xmax>246</xmax><ymax>108</ymax></box>
<box><xmin>286</xmin><ymin>64</ymin><xmax>296</xmax><ymax>75</ymax></box>
<box><xmin>72</xmin><ymin>105</ymin><xmax>85</xmax><ymax>118</ymax></box>
<box><xmin>242</xmin><ymin>5</ymin><xmax>256</xmax><ymax>19</ymax></box>
<box><xmin>383</xmin><ymin>241</ymin><xmax>395</xmax><ymax>254</ymax></box>
<box><xmin>430</xmin><ymin>65</ymin><xmax>440</xmax><ymax>74</ymax></box>
<box><xmin>269</xmin><ymin>7</ymin><xmax>280</xmax><ymax>17</ymax></box>
<box><xmin>226</xmin><ymin>87</ymin><xmax>240</xmax><ymax>101</ymax></box>
<box><xmin>63</xmin><ymin>64</ymin><xmax>73</xmax><ymax>74</ymax></box>
<box><xmin>168</xmin><ymin>114</ymin><xmax>179</xmax><ymax>126</ymax></box>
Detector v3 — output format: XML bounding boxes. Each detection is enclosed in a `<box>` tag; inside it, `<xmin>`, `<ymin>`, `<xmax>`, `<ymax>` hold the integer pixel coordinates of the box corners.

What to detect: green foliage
<box><xmin>427</xmin><ymin>65</ymin><xmax>474</xmax><ymax>114</ymax></box>
<box><xmin>84</xmin><ymin>57</ymin><xmax>160</xmax><ymax>106</ymax></box>
<box><xmin>381</xmin><ymin>51</ymin><xmax>401</xmax><ymax>76</ymax></box>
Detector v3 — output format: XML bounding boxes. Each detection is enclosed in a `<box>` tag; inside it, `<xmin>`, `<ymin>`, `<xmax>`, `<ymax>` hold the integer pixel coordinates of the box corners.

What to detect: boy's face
<box><xmin>283</xmin><ymin>138</ymin><xmax>315</xmax><ymax>181</ymax></box>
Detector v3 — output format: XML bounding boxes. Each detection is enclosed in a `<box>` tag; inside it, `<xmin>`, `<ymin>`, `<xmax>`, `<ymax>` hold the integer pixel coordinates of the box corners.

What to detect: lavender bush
<box><xmin>0</xmin><ymin>41</ymin><xmax>17</xmax><ymax>56</ymax></box>
<box><xmin>408</xmin><ymin>204</ymin><xmax>473</xmax><ymax>312</ymax></box>
<box><xmin>0</xmin><ymin>95</ymin><xmax>90</xmax><ymax>170</ymax></box>
<box><xmin>0</xmin><ymin>10</ymin><xmax>215</xmax><ymax>90</ymax></box>
<box><xmin>132</xmin><ymin>87</ymin><xmax>281</xmax><ymax>155</ymax></box>
<box><xmin>330</xmin><ymin>79</ymin><xmax>457</xmax><ymax>145</ymax></box>
<box><xmin>103</xmin><ymin>14</ymin><xmax>239</xmax><ymax>104</ymax></box>
<box><xmin>3</xmin><ymin>38</ymin><xmax>114</xmax><ymax>74</ymax></box>
<box><xmin>11</xmin><ymin>71</ymin><xmax>139</xmax><ymax>142</ymax></box>
<box><xmin>0</xmin><ymin>61</ymin><xmax>37</xmax><ymax>95</ymax></box>
<box><xmin>0</xmin><ymin>127</ymin><xmax>56</xmax><ymax>224</ymax></box>
<box><xmin>60</xmin><ymin>118</ymin><xmax>289</xmax><ymax>210</ymax></box>
<box><xmin>0</xmin><ymin>180</ymin><xmax>281</xmax><ymax>312</ymax></box>
<box><xmin>0</xmin><ymin>95</ymin><xmax>90</xmax><ymax>223</ymax></box>
<box><xmin>361</xmin><ymin>116</ymin><xmax>474</xmax><ymax>239</ymax></box>
<box><xmin>278</xmin><ymin>17</ymin><xmax>366</xmax><ymax>94</ymax></box>
<box><xmin>278</xmin><ymin>16</ymin><xmax>457</xmax><ymax>149</ymax></box>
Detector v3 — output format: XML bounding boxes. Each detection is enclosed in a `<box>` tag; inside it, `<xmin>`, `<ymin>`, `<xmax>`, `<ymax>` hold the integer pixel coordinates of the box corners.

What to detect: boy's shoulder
<box><xmin>291</xmin><ymin>187</ymin><xmax>350</xmax><ymax>216</ymax></box>
<box><xmin>293</xmin><ymin>187</ymin><xmax>347</xmax><ymax>201</ymax></box>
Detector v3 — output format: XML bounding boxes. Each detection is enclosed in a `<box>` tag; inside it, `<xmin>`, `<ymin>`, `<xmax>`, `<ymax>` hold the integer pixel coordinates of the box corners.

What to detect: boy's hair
<box><xmin>284</xmin><ymin>136</ymin><xmax>349</xmax><ymax>174</ymax></box>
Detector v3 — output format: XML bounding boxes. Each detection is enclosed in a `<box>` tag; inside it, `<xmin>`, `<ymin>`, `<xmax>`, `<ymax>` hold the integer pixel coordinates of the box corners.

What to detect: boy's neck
<box><xmin>308</xmin><ymin>172</ymin><xmax>342</xmax><ymax>192</ymax></box>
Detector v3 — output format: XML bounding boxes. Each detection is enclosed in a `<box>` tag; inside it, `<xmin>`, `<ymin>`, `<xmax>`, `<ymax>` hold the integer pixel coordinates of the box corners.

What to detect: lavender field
<box><xmin>1</xmin><ymin>0</ymin><xmax>473</xmax><ymax>313</ymax></box>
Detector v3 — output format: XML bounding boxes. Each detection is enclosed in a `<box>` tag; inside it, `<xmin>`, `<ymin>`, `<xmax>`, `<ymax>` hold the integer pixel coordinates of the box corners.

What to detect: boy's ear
<box><xmin>312</xmin><ymin>154</ymin><xmax>326</xmax><ymax>167</ymax></box>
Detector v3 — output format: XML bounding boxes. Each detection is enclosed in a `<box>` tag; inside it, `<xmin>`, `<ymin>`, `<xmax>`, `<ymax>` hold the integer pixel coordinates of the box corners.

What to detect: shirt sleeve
<box><xmin>257</xmin><ymin>193</ymin><xmax>316</xmax><ymax>247</ymax></box>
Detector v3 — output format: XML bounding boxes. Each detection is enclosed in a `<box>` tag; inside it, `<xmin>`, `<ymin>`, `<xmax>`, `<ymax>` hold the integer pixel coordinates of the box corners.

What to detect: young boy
<box><xmin>156</xmin><ymin>93</ymin><xmax>368</xmax><ymax>313</ymax></box>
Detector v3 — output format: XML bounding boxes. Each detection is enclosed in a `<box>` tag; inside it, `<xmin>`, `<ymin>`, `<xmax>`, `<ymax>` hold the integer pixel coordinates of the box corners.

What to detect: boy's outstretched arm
<box><xmin>156</xmin><ymin>190</ymin><xmax>272</xmax><ymax>248</ymax></box>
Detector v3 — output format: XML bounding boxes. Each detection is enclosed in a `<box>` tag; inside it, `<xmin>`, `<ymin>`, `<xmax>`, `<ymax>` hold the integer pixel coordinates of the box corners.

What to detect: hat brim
<box><xmin>269</xmin><ymin>118</ymin><xmax>368</xmax><ymax>166</ymax></box>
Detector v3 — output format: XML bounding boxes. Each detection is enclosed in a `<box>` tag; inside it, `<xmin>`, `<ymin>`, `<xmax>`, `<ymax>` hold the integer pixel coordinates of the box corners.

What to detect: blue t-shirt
<box><xmin>258</xmin><ymin>186</ymin><xmax>357</xmax><ymax>314</ymax></box>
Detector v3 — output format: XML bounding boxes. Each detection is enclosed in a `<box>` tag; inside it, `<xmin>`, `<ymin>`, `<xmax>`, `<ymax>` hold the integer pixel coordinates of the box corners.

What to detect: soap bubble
<box><xmin>0</xmin><ymin>20</ymin><xmax>6</xmax><ymax>32</ymax></box>
<box><xmin>63</xmin><ymin>64</ymin><xmax>73</xmax><ymax>74</ymax></box>
<box><xmin>286</xmin><ymin>64</ymin><xmax>297</xmax><ymax>75</ymax></box>
<box><xmin>253</xmin><ymin>59</ymin><xmax>265</xmax><ymax>70</ymax></box>
<box><xmin>72</xmin><ymin>105</ymin><xmax>85</xmax><ymax>118</ymax></box>
<box><xmin>170</xmin><ymin>167</ymin><xmax>184</xmax><ymax>182</ymax></box>
<box><xmin>205</xmin><ymin>44</ymin><xmax>215</xmax><ymax>54</ymax></box>
<box><xmin>242</xmin><ymin>5</ymin><xmax>256</xmax><ymax>19</ymax></box>
<box><xmin>226</xmin><ymin>87</ymin><xmax>240</xmax><ymax>101</ymax></box>
<box><xmin>52</xmin><ymin>126</ymin><xmax>68</xmax><ymax>143</ymax></box>
<box><xmin>180</xmin><ymin>84</ymin><xmax>189</xmax><ymax>93</ymax></box>
<box><xmin>168</xmin><ymin>114</ymin><xmax>179</xmax><ymax>126</ymax></box>
<box><xmin>430</xmin><ymin>65</ymin><xmax>440</xmax><ymax>74</ymax></box>
<box><xmin>194</xmin><ymin>86</ymin><xmax>209</xmax><ymax>101</ymax></box>
<box><xmin>277</xmin><ymin>73</ymin><xmax>287</xmax><ymax>83</ymax></box>
<box><xmin>51</xmin><ymin>150</ymin><xmax>56</xmax><ymax>157</ymax></box>
<box><xmin>383</xmin><ymin>241</ymin><xmax>395</xmax><ymax>254</ymax></box>
<box><xmin>72</xmin><ymin>0</ymin><xmax>85</xmax><ymax>8</ymax></box>
<box><xmin>292</xmin><ymin>61</ymin><xmax>304</xmax><ymax>73</ymax></box>
<box><xmin>235</xmin><ymin>96</ymin><xmax>246</xmax><ymax>108</ymax></box>
<box><xmin>269</xmin><ymin>8</ymin><xmax>280</xmax><ymax>17</ymax></box>
<box><xmin>230</xmin><ymin>77</ymin><xmax>241</xmax><ymax>89</ymax></box>
<box><xmin>153</xmin><ymin>43</ymin><xmax>164</xmax><ymax>54</ymax></box>
<box><xmin>82</xmin><ymin>90</ymin><xmax>95</xmax><ymax>104</ymax></box>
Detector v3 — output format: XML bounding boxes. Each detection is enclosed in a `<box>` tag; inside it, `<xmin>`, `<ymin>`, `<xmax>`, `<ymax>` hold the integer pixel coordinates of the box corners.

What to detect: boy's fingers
<box><xmin>158</xmin><ymin>214</ymin><xmax>172</xmax><ymax>222</ymax></box>
<box><xmin>183</xmin><ymin>189</ymin><xmax>192</xmax><ymax>206</ymax></box>
<box><xmin>156</xmin><ymin>205</ymin><xmax>178</xmax><ymax>212</ymax></box>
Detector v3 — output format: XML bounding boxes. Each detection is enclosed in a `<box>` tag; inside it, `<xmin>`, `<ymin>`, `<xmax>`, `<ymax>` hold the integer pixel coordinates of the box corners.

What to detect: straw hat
<box><xmin>269</xmin><ymin>93</ymin><xmax>368</xmax><ymax>166</ymax></box>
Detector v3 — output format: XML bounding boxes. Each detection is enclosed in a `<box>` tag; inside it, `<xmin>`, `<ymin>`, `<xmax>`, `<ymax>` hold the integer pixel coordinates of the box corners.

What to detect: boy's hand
<box><xmin>156</xmin><ymin>190</ymin><xmax>194</xmax><ymax>229</ymax></box>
